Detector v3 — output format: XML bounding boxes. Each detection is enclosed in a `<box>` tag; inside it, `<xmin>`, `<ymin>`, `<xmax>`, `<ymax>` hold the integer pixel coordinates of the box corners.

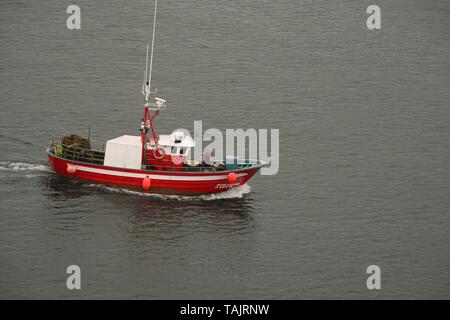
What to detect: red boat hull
<box><xmin>47</xmin><ymin>152</ymin><xmax>261</xmax><ymax>195</ymax></box>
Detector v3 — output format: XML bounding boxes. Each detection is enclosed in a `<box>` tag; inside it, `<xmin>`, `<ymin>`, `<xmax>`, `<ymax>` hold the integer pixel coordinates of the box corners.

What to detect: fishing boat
<box><xmin>47</xmin><ymin>0</ymin><xmax>264</xmax><ymax>195</ymax></box>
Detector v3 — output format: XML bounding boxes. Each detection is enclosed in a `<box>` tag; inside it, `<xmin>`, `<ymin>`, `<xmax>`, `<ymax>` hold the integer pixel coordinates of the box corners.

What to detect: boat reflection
<box><xmin>41</xmin><ymin>174</ymin><xmax>256</xmax><ymax>237</ymax></box>
<box><xmin>126</xmin><ymin>196</ymin><xmax>255</xmax><ymax>239</ymax></box>
<box><xmin>40</xmin><ymin>174</ymin><xmax>93</xmax><ymax>200</ymax></box>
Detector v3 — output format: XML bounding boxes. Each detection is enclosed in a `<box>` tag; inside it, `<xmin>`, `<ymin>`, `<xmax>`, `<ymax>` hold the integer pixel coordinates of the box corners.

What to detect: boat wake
<box><xmin>0</xmin><ymin>161</ymin><xmax>52</xmax><ymax>173</ymax></box>
<box><xmin>87</xmin><ymin>183</ymin><xmax>252</xmax><ymax>201</ymax></box>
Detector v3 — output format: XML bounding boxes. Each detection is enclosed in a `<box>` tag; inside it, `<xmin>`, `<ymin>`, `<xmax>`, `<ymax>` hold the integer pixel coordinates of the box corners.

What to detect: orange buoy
<box><xmin>227</xmin><ymin>172</ymin><xmax>237</xmax><ymax>183</ymax></box>
<box><xmin>67</xmin><ymin>164</ymin><xmax>76</xmax><ymax>174</ymax></box>
<box><xmin>142</xmin><ymin>176</ymin><xmax>151</xmax><ymax>190</ymax></box>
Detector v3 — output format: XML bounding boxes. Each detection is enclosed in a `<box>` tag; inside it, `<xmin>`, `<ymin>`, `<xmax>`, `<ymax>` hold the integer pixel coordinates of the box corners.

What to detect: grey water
<box><xmin>1</xmin><ymin>0</ymin><xmax>449</xmax><ymax>299</ymax></box>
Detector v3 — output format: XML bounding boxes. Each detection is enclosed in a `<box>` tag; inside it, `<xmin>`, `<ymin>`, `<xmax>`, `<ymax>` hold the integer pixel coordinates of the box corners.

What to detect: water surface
<box><xmin>0</xmin><ymin>0</ymin><xmax>449</xmax><ymax>298</ymax></box>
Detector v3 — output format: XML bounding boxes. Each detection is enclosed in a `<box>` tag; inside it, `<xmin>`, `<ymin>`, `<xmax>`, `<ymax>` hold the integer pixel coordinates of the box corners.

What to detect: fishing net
<box><xmin>61</xmin><ymin>134</ymin><xmax>91</xmax><ymax>150</ymax></box>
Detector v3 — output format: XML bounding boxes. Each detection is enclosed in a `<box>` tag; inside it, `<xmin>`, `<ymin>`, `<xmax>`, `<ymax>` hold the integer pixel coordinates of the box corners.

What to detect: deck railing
<box><xmin>49</xmin><ymin>135</ymin><xmax>106</xmax><ymax>165</ymax></box>
<box><xmin>49</xmin><ymin>135</ymin><xmax>259</xmax><ymax>172</ymax></box>
<box><xmin>142</xmin><ymin>158</ymin><xmax>255</xmax><ymax>172</ymax></box>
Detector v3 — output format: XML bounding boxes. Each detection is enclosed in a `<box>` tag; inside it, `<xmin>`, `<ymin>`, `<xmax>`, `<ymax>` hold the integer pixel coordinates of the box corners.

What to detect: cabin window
<box><xmin>180</xmin><ymin>147</ymin><xmax>185</xmax><ymax>155</ymax></box>
<box><xmin>171</xmin><ymin>146</ymin><xmax>178</xmax><ymax>154</ymax></box>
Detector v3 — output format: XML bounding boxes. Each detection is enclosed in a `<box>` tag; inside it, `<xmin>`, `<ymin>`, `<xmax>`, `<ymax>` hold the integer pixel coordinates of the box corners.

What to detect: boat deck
<box><xmin>49</xmin><ymin>135</ymin><xmax>260</xmax><ymax>173</ymax></box>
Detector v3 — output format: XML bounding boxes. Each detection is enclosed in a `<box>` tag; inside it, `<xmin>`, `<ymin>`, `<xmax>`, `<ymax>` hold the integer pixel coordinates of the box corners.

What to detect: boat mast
<box><xmin>143</xmin><ymin>0</ymin><xmax>158</xmax><ymax>103</ymax></box>
<box><xmin>148</xmin><ymin>0</ymin><xmax>157</xmax><ymax>97</ymax></box>
<box><xmin>141</xmin><ymin>0</ymin><xmax>160</xmax><ymax>162</ymax></box>
<box><xmin>144</xmin><ymin>44</ymin><xmax>149</xmax><ymax>100</ymax></box>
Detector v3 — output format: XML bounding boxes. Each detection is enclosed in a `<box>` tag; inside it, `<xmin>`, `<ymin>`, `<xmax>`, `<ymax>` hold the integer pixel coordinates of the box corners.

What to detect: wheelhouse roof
<box><xmin>158</xmin><ymin>133</ymin><xmax>195</xmax><ymax>148</ymax></box>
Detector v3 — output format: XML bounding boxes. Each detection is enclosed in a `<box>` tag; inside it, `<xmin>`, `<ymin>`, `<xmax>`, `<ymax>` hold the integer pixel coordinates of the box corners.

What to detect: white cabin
<box><xmin>104</xmin><ymin>135</ymin><xmax>143</xmax><ymax>169</ymax></box>
<box><xmin>148</xmin><ymin>131</ymin><xmax>195</xmax><ymax>156</ymax></box>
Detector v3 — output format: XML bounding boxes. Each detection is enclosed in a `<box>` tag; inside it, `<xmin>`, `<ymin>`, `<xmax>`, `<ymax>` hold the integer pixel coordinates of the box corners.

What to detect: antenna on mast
<box><xmin>142</xmin><ymin>0</ymin><xmax>158</xmax><ymax>102</ymax></box>
<box><xmin>148</xmin><ymin>0</ymin><xmax>158</xmax><ymax>93</ymax></box>
<box><xmin>145</xmin><ymin>43</ymin><xmax>149</xmax><ymax>92</ymax></box>
<box><xmin>141</xmin><ymin>0</ymin><xmax>165</xmax><ymax>110</ymax></box>
<box><xmin>142</xmin><ymin>45</ymin><xmax>150</xmax><ymax>101</ymax></box>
